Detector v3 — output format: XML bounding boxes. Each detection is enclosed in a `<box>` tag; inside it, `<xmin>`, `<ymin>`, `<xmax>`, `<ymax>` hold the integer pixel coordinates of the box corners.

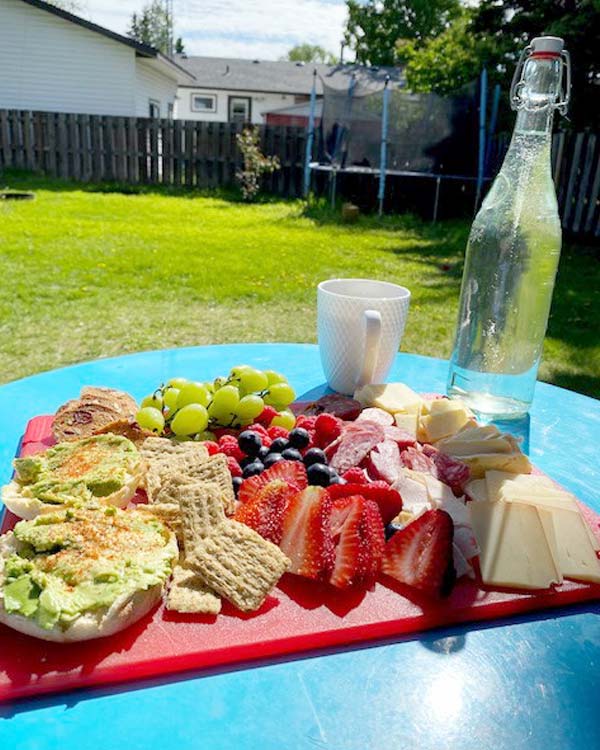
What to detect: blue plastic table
<box><xmin>1</xmin><ymin>344</ymin><xmax>599</xmax><ymax>750</ymax></box>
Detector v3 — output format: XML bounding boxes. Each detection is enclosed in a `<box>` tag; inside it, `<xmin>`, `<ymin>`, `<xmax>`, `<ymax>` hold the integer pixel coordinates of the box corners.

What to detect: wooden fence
<box><xmin>488</xmin><ymin>130</ymin><xmax>600</xmax><ymax>239</ymax></box>
<box><xmin>1</xmin><ymin>109</ymin><xmax>598</xmax><ymax>237</ymax></box>
<box><xmin>0</xmin><ymin>109</ymin><xmax>307</xmax><ymax>197</ymax></box>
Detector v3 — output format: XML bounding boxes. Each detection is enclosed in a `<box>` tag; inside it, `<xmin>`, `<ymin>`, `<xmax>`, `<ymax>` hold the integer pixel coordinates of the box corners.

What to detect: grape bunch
<box><xmin>135</xmin><ymin>365</ymin><xmax>297</xmax><ymax>439</ymax></box>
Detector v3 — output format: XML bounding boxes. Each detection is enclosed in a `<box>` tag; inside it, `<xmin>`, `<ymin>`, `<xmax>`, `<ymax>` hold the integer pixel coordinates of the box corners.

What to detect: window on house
<box><xmin>228</xmin><ymin>96</ymin><xmax>251</xmax><ymax>124</ymax></box>
<box><xmin>191</xmin><ymin>94</ymin><xmax>217</xmax><ymax>113</ymax></box>
<box><xmin>149</xmin><ymin>100</ymin><xmax>161</xmax><ymax>118</ymax></box>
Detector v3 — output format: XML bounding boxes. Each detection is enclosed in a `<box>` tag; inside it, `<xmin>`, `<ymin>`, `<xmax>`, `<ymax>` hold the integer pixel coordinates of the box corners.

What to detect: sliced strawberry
<box><xmin>382</xmin><ymin>509</ymin><xmax>455</xmax><ymax>598</ymax></box>
<box><xmin>279</xmin><ymin>486</ymin><xmax>334</xmax><ymax>579</ymax></box>
<box><xmin>234</xmin><ymin>479</ymin><xmax>295</xmax><ymax>544</ymax></box>
<box><xmin>329</xmin><ymin>495</ymin><xmax>385</xmax><ymax>588</ymax></box>
<box><xmin>237</xmin><ymin>460</ymin><xmax>307</xmax><ymax>504</ymax></box>
<box><xmin>327</xmin><ymin>482</ymin><xmax>402</xmax><ymax>525</ymax></box>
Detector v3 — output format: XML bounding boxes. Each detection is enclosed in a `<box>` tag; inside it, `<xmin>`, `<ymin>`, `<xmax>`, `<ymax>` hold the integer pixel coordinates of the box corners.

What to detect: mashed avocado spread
<box><xmin>1</xmin><ymin>507</ymin><xmax>176</xmax><ymax>630</ymax></box>
<box><xmin>13</xmin><ymin>434</ymin><xmax>140</xmax><ymax>507</ymax></box>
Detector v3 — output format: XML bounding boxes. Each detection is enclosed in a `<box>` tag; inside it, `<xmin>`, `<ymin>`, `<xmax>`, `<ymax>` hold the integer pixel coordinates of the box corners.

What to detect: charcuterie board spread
<box><xmin>1</xmin><ymin>366</ymin><xmax>599</xmax><ymax>703</ymax></box>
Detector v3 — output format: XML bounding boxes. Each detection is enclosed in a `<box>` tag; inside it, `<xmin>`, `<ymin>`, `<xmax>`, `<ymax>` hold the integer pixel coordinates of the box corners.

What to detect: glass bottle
<box><xmin>447</xmin><ymin>36</ymin><xmax>571</xmax><ymax>419</ymax></box>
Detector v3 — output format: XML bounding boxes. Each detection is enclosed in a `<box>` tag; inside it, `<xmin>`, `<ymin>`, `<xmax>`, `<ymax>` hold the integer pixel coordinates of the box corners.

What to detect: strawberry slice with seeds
<box><xmin>234</xmin><ymin>479</ymin><xmax>295</xmax><ymax>544</ymax></box>
<box><xmin>237</xmin><ymin>460</ymin><xmax>307</xmax><ymax>504</ymax></box>
<box><xmin>381</xmin><ymin>509</ymin><xmax>455</xmax><ymax>598</ymax></box>
<box><xmin>279</xmin><ymin>486</ymin><xmax>334</xmax><ymax>579</ymax></box>
<box><xmin>328</xmin><ymin>482</ymin><xmax>402</xmax><ymax>525</ymax></box>
<box><xmin>329</xmin><ymin>495</ymin><xmax>385</xmax><ymax>589</ymax></box>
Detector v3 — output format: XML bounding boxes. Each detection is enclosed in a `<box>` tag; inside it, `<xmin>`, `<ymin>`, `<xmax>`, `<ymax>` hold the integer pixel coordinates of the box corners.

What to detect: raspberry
<box><xmin>257</xmin><ymin>406</ymin><xmax>278</xmax><ymax>427</ymax></box>
<box><xmin>213</xmin><ymin>428</ymin><xmax>237</xmax><ymax>440</ymax></box>
<box><xmin>314</xmin><ymin>413</ymin><xmax>342</xmax><ymax>447</ymax></box>
<box><xmin>246</xmin><ymin>423</ymin><xmax>272</xmax><ymax>447</ymax></box>
<box><xmin>342</xmin><ymin>467</ymin><xmax>368</xmax><ymax>484</ymax></box>
<box><xmin>203</xmin><ymin>441</ymin><xmax>220</xmax><ymax>456</ymax></box>
<box><xmin>218</xmin><ymin>435</ymin><xmax>245</xmax><ymax>462</ymax></box>
<box><xmin>267</xmin><ymin>425</ymin><xmax>289</xmax><ymax>441</ymax></box>
<box><xmin>226</xmin><ymin>456</ymin><xmax>243</xmax><ymax>478</ymax></box>
<box><xmin>296</xmin><ymin>415</ymin><xmax>317</xmax><ymax>431</ymax></box>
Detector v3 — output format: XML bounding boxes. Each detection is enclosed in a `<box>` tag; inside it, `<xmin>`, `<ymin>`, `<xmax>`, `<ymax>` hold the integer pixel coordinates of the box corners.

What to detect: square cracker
<box><xmin>137</xmin><ymin>502</ymin><xmax>183</xmax><ymax>544</ymax></box>
<box><xmin>141</xmin><ymin>436</ymin><xmax>209</xmax><ymax>461</ymax></box>
<box><xmin>166</xmin><ymin>564</ymin><xmax>221</xmax><ymax>615</ymax></box>
<box><xmin>178</xmin><ymin>482</ymin><xmax>227</xmax><ymax>558</ymax></box>
<box><xmin>182</xmin><ymin>454</ymin><xmax>236</xmax><ymax>516</ymax></box>
<box><xmin>190</xmin><ymin>521</ymin><xmax>291</xmax><ymax>612</ymax></box>
<box><xmin>144</xmin><ymin>450</ymin><xmax>210</xmax><ymax>503</ymax></box>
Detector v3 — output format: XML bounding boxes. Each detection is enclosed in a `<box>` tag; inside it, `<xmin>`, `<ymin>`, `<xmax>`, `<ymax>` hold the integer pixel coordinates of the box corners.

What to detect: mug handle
<box><xmin>356</xmin><ymin>309</ymin><xmax>382</xmax><ymax>389</ymax></box>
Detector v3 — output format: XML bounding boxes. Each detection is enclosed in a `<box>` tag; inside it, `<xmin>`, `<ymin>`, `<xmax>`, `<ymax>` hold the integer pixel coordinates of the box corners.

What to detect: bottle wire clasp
<box><xmin>510</xmin><ymin>45</ymin><xmax>571</xmax><ymax>115</ymax></box>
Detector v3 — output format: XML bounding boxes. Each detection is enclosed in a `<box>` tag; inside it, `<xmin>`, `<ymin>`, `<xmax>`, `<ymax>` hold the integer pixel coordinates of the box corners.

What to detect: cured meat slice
<box><xmin>400</xmin><ymin>445</ymin><xmax>438</xmax><ymax>476</ymax></box>
<box><xmin>328</xmin><ymin>422</ymin><xmax>386</xmax><ymax>474</ymax></box>
<box><xmin>383</xmin><ymin>425</ymin><xmax>417</xmax><ymax>449</ymax></box>
<box><xmin>365</xmin><ymin>440</ymin><xmax>402</xmax><ymax>485</ymax></box>
<box><xmin>294</xmin><ymin>395</ymin><xmax>362</xmax><ymax>421</ymax></box>
<box><xmin>356</xmin><ymin>408</ymin><xmax>393</xmax><ymax>427</ymax></box>
<box><xmin>422</xmin><ymin>444</ymin><xmax>470</xmax><ymax>495</ymax></box>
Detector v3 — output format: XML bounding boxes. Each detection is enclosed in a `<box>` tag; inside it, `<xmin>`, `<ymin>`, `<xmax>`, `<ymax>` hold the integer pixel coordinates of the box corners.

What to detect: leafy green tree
<box><xmin>284</xmin><ymin>44</ymin><xmax>336</xmax><ymax>64</ymax></box>
<box><xmin>343</xmin><ymin>0</ymin><xmax>461</xmax><ymax>65</ymax></box>
<box><xmin>128</xmin><ymin>1</ymin><xmax>172</xmax><ymax>54</ymax></box>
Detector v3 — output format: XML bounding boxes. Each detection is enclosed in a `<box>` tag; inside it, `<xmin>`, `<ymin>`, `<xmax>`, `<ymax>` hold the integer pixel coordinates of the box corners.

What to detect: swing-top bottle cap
<box><xmin>531</xmin><ymin>36</ymin><xmax>564</xmax><ymax>55</ymax></box>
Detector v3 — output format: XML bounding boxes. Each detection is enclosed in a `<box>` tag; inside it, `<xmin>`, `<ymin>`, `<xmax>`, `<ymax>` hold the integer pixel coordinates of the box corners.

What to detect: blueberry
<box><xmin>288</xmin><ymin>427</ymin><xmax>310</xmax><ymax>450</ymax></box>
<box><xmin>258</xmin><ymin>445</ymin><xmax>270</xmax><ymax>460</ymax></box>
<box><xmin>281</xmin><ymin>447</ymin><xmax>303</xmax><ymax>462</ymax></box>
<box><xmin>328</xmin><ymin>473</ymin><xmax>342</xmax><ymax>485</ymax></box>
<box><xmin>303</xmin><ymin>447</ymin><xmax>327</xmax><ymax>467</ymax></box>
<box><xmin>263</xmin><ymin>452</ymin><xmax>284</xmax><ymax>468</ymax></box>
<box><xmin>240</xmin><ymin>456</ymin><xmax>256</xmax><ymax>469</ymax></box>
<box><xmin>307</xmin><ymin>462</ymin><xmax>331</xmax><ymax>487</ymax></box>
<box><xmin>232</xmin><ymin>476</ymin><xmax>243</xmax><ymax>495</ymax></box>
<box><xmin>270</xmin><ymin>437</ymin><xmax>289</xmax><ymax>454</ymax></box>
<box><xmin>385</xmin><ymin>523</ymin><xmax>401</xmax><ymax>541</ymax></box>
<box><xmin>242</xmin><ymin>460</ymin><xmax>264</xmax><ymax>478</ymax></box>
<box><xmin>238</xmin><ymin>430</ymin><xmax>262</xmax><ymax>457</ymax></box>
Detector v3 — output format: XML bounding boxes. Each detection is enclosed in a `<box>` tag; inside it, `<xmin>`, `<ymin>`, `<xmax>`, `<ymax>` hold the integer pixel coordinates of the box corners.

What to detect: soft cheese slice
<box><xmin>354</xmin><ymin>383</ymin><xmax>423</xmax><ymax>414</ymax></box>
<box><xmin>391</xmin><ymin>470</ymin><xmax>431</xmax><ymax>515</ymax></box>
<box><xmin>420</xmin><ymin>407</ymin><xmax>472</xmax><ymax>443</ymax></box>
<box><xmin>465</xmin><ymin>478</ymin><xmax>488</xmax><ymax>503</ymax></box>
<box><xmin>469</xmin><ymin>501</ymin><xmax>562</xmax><ymax>590</ymax></box>
<box><xmin>393</xmin><ymin>412</ymin><xmax>419</xmax><ymax>438</ymax></box>
<box><xmin>538</xmin><ymin>507</ymin><xmax>600</xmax><ymax>584</ymax></box>
<box><xmin>485</xmin><ymin>470</ymin><xmax>557</xmax><ymax>501</ymax></box>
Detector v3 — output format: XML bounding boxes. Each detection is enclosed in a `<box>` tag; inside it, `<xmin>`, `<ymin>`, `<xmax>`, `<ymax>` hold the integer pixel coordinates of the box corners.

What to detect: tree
<box><xmin>343</xmin><ymin>0</ymin><xmax>461</xmax><ymax>65</ymax></box>
<box><xmin>128</xmin><ymin>1</ymin><xmax>174</xmax><ymax>55</ymax></box>
<box><xmin>45</xmin><ymin>0</ymin><xmax>84</xmax><ymax>12</ymax></box>
<box><xmin>284</xmin><ymin>44</ymin><xmax>336</xmax><ymax>64</ymax></box>
<box><xmin>174</xmin><ymin>37</ymin><xmax>185</xmax><ymax>54</ymax></box>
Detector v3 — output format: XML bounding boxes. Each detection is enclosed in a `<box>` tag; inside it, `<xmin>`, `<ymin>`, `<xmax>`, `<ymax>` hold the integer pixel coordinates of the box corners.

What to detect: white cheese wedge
<box><xmin>423</xmin><ymin>475</ymin><xmax>457</xmax><ymax>506</ymax></box>
<box><xmin>393</xmin><ymin>412</ymin><xmax>419</xmax><ymax>438</ymax></box>
<box><xmin>537</xmin><ymin>507</ymin><xmax>600</xmax><ymax>584</ymax></box>
<box><xmin>429</xmin><ymin>398</ymin><xmax>468</xmax><ymax>416</ymax></box>
<box><xmin>469</xmin><ymin>501</ymin><xmax>562</xmax><ymax>590</ymax></box>
<box><xmin>354</xmin><ymin>383</ymin><xmax>423</xmax><ymax>415</ymax></box>
<box><xmin>485</xmin><ymin>470</ymin><xmax>556</xmax><ymax>501</ymax></box>
<box><xmin>465</xmin><ymin>478</ymin><xmax>488</xmax><ymax>503</ymax></box>
<box><xmin>391</xmin><ymin>470</ymin><xmax>431</xmax><ymax>514</ymax></box>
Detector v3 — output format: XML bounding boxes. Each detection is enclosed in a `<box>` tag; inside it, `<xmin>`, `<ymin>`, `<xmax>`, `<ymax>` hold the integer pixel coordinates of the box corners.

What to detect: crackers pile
<box><xmin>138</xmin><ymin>437</ymin><xmax>290</xmax><ymax>615</ymax></box>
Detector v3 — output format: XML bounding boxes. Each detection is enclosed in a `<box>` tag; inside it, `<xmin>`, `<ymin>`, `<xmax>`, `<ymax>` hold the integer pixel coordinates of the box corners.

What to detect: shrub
<box><xmin>235</xmin><ymin>127</ymin><xmax>280</xmax><ymax>201</ymax></box>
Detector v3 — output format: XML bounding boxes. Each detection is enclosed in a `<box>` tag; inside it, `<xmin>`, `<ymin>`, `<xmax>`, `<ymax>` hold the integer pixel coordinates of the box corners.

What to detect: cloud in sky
<box><xmin>80</xmin><ymin>0</ymin><xmax>348</xmax><ymax>60</ymax></box>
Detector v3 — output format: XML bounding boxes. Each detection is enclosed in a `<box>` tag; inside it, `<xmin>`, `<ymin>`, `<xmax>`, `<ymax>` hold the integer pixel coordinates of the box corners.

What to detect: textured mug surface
<box><xmin>317</xmin><ymin>279</ymin><xmax>411</xmax><ymax>395</ymax></box>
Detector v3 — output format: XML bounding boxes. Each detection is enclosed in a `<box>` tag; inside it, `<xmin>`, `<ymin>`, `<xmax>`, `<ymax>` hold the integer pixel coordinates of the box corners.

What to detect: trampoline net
<box><xmin>319</xmin><ymin>74</ymin><xmax>478</xmax><ymax>177</ymax></box>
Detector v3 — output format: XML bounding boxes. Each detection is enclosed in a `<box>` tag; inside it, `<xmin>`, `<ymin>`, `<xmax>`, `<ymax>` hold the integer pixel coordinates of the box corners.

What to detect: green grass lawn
<box><xmin>1</xmin><ymin>171</ymin><xmax>599</xmax><ymax>399</ymax></box>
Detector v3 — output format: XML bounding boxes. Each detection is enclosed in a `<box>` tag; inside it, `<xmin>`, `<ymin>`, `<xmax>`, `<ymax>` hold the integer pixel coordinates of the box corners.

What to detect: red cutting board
<box><xmin>1</xmin><ymin>415</ymin><xmax>600</xmax><ymax>703</ymax></box>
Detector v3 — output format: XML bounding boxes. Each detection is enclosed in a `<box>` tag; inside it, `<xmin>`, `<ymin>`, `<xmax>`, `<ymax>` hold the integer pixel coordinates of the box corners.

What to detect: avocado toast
<box><xmin>0</xmin><ymin>506</ymin><xmax>178</xmax><ymax>641</ymax></box>
<box><xmin>2</xmin><ymin>434</ymin><xmax>145</xmax><ymax>519</ymax></box>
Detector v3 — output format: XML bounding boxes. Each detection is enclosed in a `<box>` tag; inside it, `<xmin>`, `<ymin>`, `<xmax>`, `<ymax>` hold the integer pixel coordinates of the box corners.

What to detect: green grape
<box><xmin>239</xmin><ymin>368</ymin><xmax>268</xmax><ymax>393</ymax></box>
<box><xmin>141</xmin><ymin>393</ymin><xmax>163</xmax><ymax>410</ymax></box>
<box><xmin>213</xmin><ymin>376</ymin><xmax>228</xmax><ymax>390</ymax></box>
<box><xmin>263</xmin><ymin>393</ymin><xmax>287</xmax><ymax>409</ymax></box>
<box><xmin>264</xmin><ymin>370</ymin><xmax>288</xmax><ymax>385</ymax></box>
<box><xmin>136</xmin><ymin>407</ymin><xmax>165</xmax><ymax>433</ymax></box>
<box><xmin>267</xmin><ymin>382</ymin><xmax>295</xmax><ymax>406</ymax></box>
<box><xmin>204</xmin><ymin>381</ymin><xmax>215</xmax><ymax>393</ymax></box>
<box><xmin>208</xmin><ymin>384</ymin><xmax>240</xmax><ymax>422</ymax></box>
<box><xmin>270</xmin><ymin>410</ymin><xmax>296</xmax><ymax>430</ymax></box>
<box><xmin>236</xmin><ymin>394</ymin><xmax>265</xmax><ymax>421</ymax></box>
<box><xmin>167</xmin><ymin>377</ymin><xmax>189</xmax><ymax>390</ymax></box>
<box><xmin>170</xmin><ymin>404</ymin><xmax>209</xmax><ymax>436</ymax></box>
<box><xmin>177</xmin><ymin>381</ymin><xmax>210</xmax><ymax>408</ymax></box>
<box><xmin>229</xmin><ymin>364</ymin><xmax>252</xmax><ymax>379</ymax></box>
<box><xmin>196</xmin><ymin>430</ymin><xmax>217</xmax><ymax>442</ymax></box>
<box><xmin>163</xmin><ymin>387</ymin><xmax>180</xmax><ymax>411</ymax></box>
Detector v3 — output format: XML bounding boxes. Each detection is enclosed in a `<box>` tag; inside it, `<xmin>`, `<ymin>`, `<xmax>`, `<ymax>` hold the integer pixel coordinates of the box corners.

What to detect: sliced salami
<box><xmin>365</xmin><ymin>440</ymin><xmax>402</xmax><ymax>485</ymax></box>
<box><xmin>328</xmin><ymin>422</ymin><xmax>386</xmax><ymax>474</ymax></box>
<box><xmin>356</xmin><ymin>408</ymin><xmax>394</xmax><ymax>427</ymax></box>
<box><xmin>422</xmin><ymin>444</ymin><xmax>470</xmax><ymax>495</ymax></box>
<box><xmin>400</xmin><ymin>445</ymin><xmax>438</xmax><ymax>476</ymax></box>
<box><xmin>295</xmin><ymin>395</ymin><xmax>362</xmax><ymax>421</ymax></box>
<box><xmin>383</xmin><ymin>425</ymin><xmax>417</xmax><ymax>449</ymax></box>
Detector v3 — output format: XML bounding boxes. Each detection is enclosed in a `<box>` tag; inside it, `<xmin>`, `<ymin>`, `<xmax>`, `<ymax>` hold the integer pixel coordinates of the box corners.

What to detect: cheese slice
<box><xmin>429</xmin><ymin>398</ymin><xmax>468</xmax><ymax>416</ymax></box>
<box><xmin>393</xmin><ymin>412</ymin><xmax>418</xmax><ymax>438</ymax></box>
<box><xmin>485</xmin><ymin>470</ymin><xmax>552</xmax><ymax>500</ymax></box>
<box><xmin>465</xmin><ymin>478</ymin><xmax>488</xmax><ymax>503</ymax></box>
<box><xmin>538</xmin><ymin>507</ymin><xmax>600</xmax><ymax>584</ymax></box>
<box><xmin>469</xmin><ymin>501</ymin><xmax>562</xmax><ymax>590</ymax></box>
<box><xmin>354</xmin><ymin>383</ymin><xmax>422</xmax><ymax>414</ymax></box>
<box><xmin>420</xmin><ymin>408</ymin><xmax>471</xmax><ymax>442</ymax></box>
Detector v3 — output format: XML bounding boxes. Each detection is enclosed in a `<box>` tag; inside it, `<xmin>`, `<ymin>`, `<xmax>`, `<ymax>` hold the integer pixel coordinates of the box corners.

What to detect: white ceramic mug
<box><xmin>317</xmin><ymin>278</ymin><xmax>411</xmax><ymax>395</ymax></box>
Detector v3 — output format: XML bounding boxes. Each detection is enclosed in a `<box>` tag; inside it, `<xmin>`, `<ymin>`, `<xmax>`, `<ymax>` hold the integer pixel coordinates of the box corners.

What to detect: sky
<box><xmin>76</xmin><ymin>0</ymin><xmax>349</xmax><ymax>60</ymax></box>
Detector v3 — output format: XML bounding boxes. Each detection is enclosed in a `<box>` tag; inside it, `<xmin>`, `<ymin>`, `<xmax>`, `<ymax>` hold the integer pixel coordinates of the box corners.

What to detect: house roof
<box><xmin>176</xmin><ymin>56</ymin><xmax>404</xmax><ymax>95</ymax></box>
<box><xmin>19</xmin><ymin>0</ymin><xmax>194</xmax><ymax>80</ymax></box>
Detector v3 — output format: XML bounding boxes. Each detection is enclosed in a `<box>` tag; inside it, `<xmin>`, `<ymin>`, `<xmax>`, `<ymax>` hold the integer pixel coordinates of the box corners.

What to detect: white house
<box><xmin>174</xmin><ymin>57</ymin><xmax>404</xmax><ymax>125</ymax></box>
<box><xmin>0</xmin><ymin>0</ymin><xmax>194</xmax><ymax>118</ymax></box>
